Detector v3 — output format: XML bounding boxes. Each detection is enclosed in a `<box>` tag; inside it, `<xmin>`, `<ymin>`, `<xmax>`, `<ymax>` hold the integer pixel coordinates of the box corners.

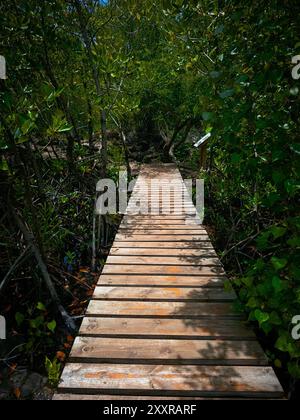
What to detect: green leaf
<box><xmin>288</xmin><ymin>361</ymin><xmax>300</xmax><ymax>378</ymax></box>
<box><xmin>214</xmin><ymin>25</ymin><xmax>224</xmax><ymax>35</ymax></box>
<box><xmin>270</xmin><ymin>226</ymin><xmax>287</xmax><ymax>239</ymax></box>
<box><xmin>15</xmin><ymin>312</ymin><xmax>25</xmax><ymax>326</ymax></box>
<box><xmin>0</xmin><ymin>159</ymin><xmax>9</xmax><ymax>171</ymax></box>
<box><xmin>47</xmin><ymin>320</ymin><xmax>56</xmax><ymax>333</ymax></box>
<box><xmin>202</xmin><ymin>111</ymin><xmax>213</xmax><ymax>121</ymax></box>
<box><xmin>231</xmin><ymin>153</ymin><xmax>241</xmax><ymax>164</ymax></box>
<box><xmin>269</xmin><ymin>311</ymin><xmax>282</xmax><ymax>326</ymax></box>
<box><xmin>290</xmin><ymin>144</ymin><xmax>300</xmax><ymax>155</ymax></box>
<box><xmin>30</xmin><ymin>316</ymin><xmax>44</xmax><ymax>329</ymax></box>
<box><xmin>247</xmin><ymin>296</ymin><xmax>259</xmax><ymax>308</ymax></box>
<box><xmin>285</xmin><ymin>179</ymin><xmax>300</xmax><ymax>195</ymax></box>
<box><xmin>275</xmin><ymin>332</ymin><xmax>289</xmax><ymax>352</ymax></box>
<box><xmin>256</xmin><ymin>231</ymin><xmax>271</xmax><ymax>250</ymax></box>
<box><xmin>271</xmin><ymin>257</ymin><xmax>288</xmax><ymax>271</ymax></box>
<box><xmin>272</xmin><ymin>276</ymin><xmax>284</xmax><ymax>292</ymax></box>
<box><xmin>58</xmin><ymin>124</ymin><xmax>73</xmax><ymax>133</ymax></box>
<box><xmin>21</xmin><ymin>118</ymin><xmax>35</xmax><ymax>135</ymax></box>
<box><xmin>254</xmin><ymin>309</ymin><xmax>269</xmax><ymax>326</ymax></box>
<box><xmin>37</xmin><ymin>302</ymin><xmax>46</xmax><ymax>311</ymax></box>
<box><xmin>210</xmin><ymin>71</ymin><xmax>222</xmax><ymax>79</ymax></box>
<box><xmin>219</xmin><ymin>89</ymin><xmax>235</xmax><ymax>99</ymax></box>
<box><xmin>287</xmin><ymin>235</ymin><xmax>300</xmax><ymax>247</ymax></box>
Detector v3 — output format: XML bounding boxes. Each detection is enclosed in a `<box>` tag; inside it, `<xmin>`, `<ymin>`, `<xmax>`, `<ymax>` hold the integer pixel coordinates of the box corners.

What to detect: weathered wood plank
<box><xmin>110</xmin><ymin>247</ymin><xmax>217</xmax><ymax>257</ymax></box>
<box><xmin>117</xmin><ymin>230</ymin><xmax>207</xmax><ymax>236</ymax></box>
<box><xmin>106</xmin><ymin>256</ymin><xmax>221</xmax><ymax>267</ymax></box>
<box><xmin>86</xmin><ymin>300</ymin><xmax>238</xmax><ymax>318</ymax></box>
<box><xmin>115</xmin><ymin>234</ymin><xmax>209</xmax><ymax>241</ymax></box>
<box><xmin>98</xmin><ymin>275</ymin><xmax>225</xmax><ymax>287</ymax></box>
<box><xmin>57</xmin><ymin>364</ymin><xmax>284</xmax><ymax>398</ymax></box>
<box><xmin>92</xmin><ymin>286</ymin><xmax>234</xmax><ymax>301</ymax></box>
<box><xmin>123</xmin><ymin>215</ymin><xmax>201</xmax><ymax>221</ymax></box>
<box><xmin>69</xmin><ymin>337</ymin><xmax>267</xmax><ymax>366</ymax></box>
<box><xmin>53</xmin><ymin>394</ymin><xmax>247</xmax><ymax>400</ymax></box>
<box><xmin>120</xmin><ymin>224</ymin><xmax>205</xmax><ymax>230</ymax></box>
<box><xmin>113</xmin><ymin>241</ymin><xmax>214</xmax><ymax>249</ymax></box>
<box><xmin>125</xmin><ymin>212</ymin><xmax>198</xmax><ymax>216</ymax></box>
<box><xmin>79</xmin><ymin>317</ymin><xmax>255</xmax><ymax>340</ymax></box>
<box><xmin>102</xmin><ymin>264</ymin><xmax>226</xmax><ymax>276</ymax></box>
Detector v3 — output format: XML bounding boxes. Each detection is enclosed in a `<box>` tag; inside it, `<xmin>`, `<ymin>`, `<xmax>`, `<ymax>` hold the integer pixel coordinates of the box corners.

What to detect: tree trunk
<box><xmin>73</xmin><ymin>0</ymin><xmax>108</xmax><ymax>175</ymax></box>
<box><xmin>162</xmin><ymin>119</ymin><xmax>193</xmax><ymax>162</ymax></box>
<box><xmin>40</xmin><ymin>6</ymin><xmax>80</xmax><ymax>170</ymax></box>
<box><xmin>11</xmin><ymin>207</ymin><xmax>76</xmax><ymax>332</ymax></box>
<box><xmin>100</xmin><ymin>110</ymin><xmax>108</xmax><ymax>177</ymax></box>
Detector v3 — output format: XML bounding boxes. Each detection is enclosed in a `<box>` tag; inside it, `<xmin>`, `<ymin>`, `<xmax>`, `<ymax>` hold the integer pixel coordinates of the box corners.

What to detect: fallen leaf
<box><xmin>14</xmin><ymin>388</ymin><xmax>21</xmax><ymax>399</ymax></box>
<box><xmin>56</xmin><ymin>351</ymin><xmax>66</xmax><ymax>362</ymax></box>
<box><xmin>9</xmin><ymin>364</ymin><xmax>17</xmax><ymax>374</ymax></box>
<box><xmin>79</xmin><ymin>268</ymin><xmax>89</xmax><ymax>273</ymax></box>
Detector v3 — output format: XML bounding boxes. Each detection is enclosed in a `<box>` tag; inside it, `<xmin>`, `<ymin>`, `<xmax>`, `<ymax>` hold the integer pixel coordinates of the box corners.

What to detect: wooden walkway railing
<box><xmin>54</xmin><ymin>164</ymin><xmax>284</xmax><ymax>400</ymax></box>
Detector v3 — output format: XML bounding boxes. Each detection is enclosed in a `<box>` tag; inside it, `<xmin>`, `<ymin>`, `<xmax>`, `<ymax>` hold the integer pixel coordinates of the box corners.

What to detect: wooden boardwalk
<box><xmin>55</xmin><ymin>164</ymin><xmax>284</xmax><ymax>400</ymax></box>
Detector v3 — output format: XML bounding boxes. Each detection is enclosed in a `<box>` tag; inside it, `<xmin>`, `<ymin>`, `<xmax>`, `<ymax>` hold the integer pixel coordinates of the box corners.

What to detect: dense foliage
<box><xmin>0</xmin><ymin>0</ymin><xmax>299</xmax><ymax>398</ymax></box>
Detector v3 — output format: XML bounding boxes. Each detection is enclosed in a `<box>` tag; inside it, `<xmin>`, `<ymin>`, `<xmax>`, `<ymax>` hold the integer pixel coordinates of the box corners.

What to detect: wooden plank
<box><xmin>102</xmin><ymin>265</ymin><xmax>226</xmax><ymax>276</ymax></box>
<box><xmin>98</xmin><ymin>275</ymin><xmax>225</xmax><ymax>287</ymax></box>
<box><xmin>128</xmin><ymin>198</ymin><xmax>194</xmax><ymax>202</ymax></box>
<box><xmin>86</xmin><ymin>300</ymin><xmax>238</xmax><ymax>318</ymax></box>
<box><xmin>121</xmin><ymin>226</ymin><xmax>204</xmax><ymax>231</ymax></box>
<box><xmin>53</xmin><ymin>394</ymin><xmax>243</xmax><ymax>400</ymax></box>
<box><xmin>115</xmin><ymin>234</ymin><xmax>209</xmax><ymax>242</ymax></box>
<box><xmin>120</xmin><ymin>224</ymin><xmax>205</xmax><ymax>229</ymax></box>
<box><xmin>110</xmin><ymin>247</ymin><xmax>217</xmax><ymax>257</ymax></box>
<box><xmin>126</xmin><ymin>209</ymin><xmax>197</xmax><ymax>216</ymax></box>
<box><xmin>127</xmin><ymin>204</ymin><xmax>196</xmax><ymax>208</ymax></box>
<box><xmin>92</xmin><ymin>286</ymin><xmax>235</xmax><ymax>301</ymax></box>
<box><xmin>113</xmin><ymin>241</ymin><xmax>214</xmax><ymax>249</ymax></box>
<box><xmin>69</xmin><ymin>337</ymin><xmax>267</xmax><ymax>366</ymax></box>
<box><xmin>79</xmin><ymin>317</ymin><xmax>256</xmax><ymax>340</ymax></box>
<box><xmin>122</xmin><ymin>222</ymin><xmax>204</xmax><ymax>227</ymax></box>
<box><xmin>147</xmin><ymin>206</ymin><xmax>195</xmax><ymax>209</ymax></box>
<box><xmin>106</xmin><ymin>256</ymin><xmax>220</xmax><ymax>267</ymax></box>
<box><xmin>57</xmin><ymin>364</ymin><xmax>284</xmax><ymax>398</ymax></box>
<box><xmin>123</xmin><ymin>215</ymin><xmax>201</xmax><ymax>220</ymax></box>
<box><xmin>117</xmin><ymin>230</ymin><xmax>207</xmax><ymax>236</ymax></box>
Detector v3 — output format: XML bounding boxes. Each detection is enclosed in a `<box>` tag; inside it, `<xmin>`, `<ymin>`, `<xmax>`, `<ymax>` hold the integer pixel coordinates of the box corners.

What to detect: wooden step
<box><xmin>69</xmin><ymin>337</ymin><xmax>268</xmax><ymax>366</ymax></box>
<box><xmin>115</xmin><ymin>234</ymin><xmax>209</xmax><ymax>241</ymax></box>
<box><xmin>102</xmin><ymin>264</ymin><xmax>226</xmax><ymax>276</ymax></box>
<box><xmin>113</xmin><ymin>241</ymin><xmax>214</xmax><ymax>249</ymax></box>
<box><xmin>120</xmin><ymin>225</ymin><xmax>206</xmax><ymax>230</ymax></box>
<box><xmin>92</xmin><ymin>286</ymin><xmax>235</xmax><ymax>301</ymax></box>
<box><xmin>86</xmin><ymin>300</ymin><xmax>239</xmax><ymax>318</ymax></box>
<box><xmin>79</xmin><ymin>317</ymin><xmax>256</xmax><ymax>340</ymax></box>
<box><xmin>110</xmin><ymin>247</ymin><xmax>217</xmax><ymax>257</ymax></box>
<box><xmin>98</xmin><ymin>275</ymin><xmax>225</xmax><ymax>287</ymax></box>
<box><xmin>57</xmin><ymin>364</ymin><xmax>284</xmax><ymax>398</ymax></box>
<box><xmin>106</xmin><ymin>255</ymin><xmax>221</xmax><ymax>267</ymax></box>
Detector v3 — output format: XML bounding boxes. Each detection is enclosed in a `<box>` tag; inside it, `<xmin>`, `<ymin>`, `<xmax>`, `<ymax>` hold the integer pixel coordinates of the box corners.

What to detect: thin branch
<box><xmin>10</xmin><ymin>206</ymin><xmax>76</xmax><ymax>332</ymax></box>
<box><xmin>0</xmin><ymin>245</ymin><xmax>32</xmax><ymax>296</ymax></box>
